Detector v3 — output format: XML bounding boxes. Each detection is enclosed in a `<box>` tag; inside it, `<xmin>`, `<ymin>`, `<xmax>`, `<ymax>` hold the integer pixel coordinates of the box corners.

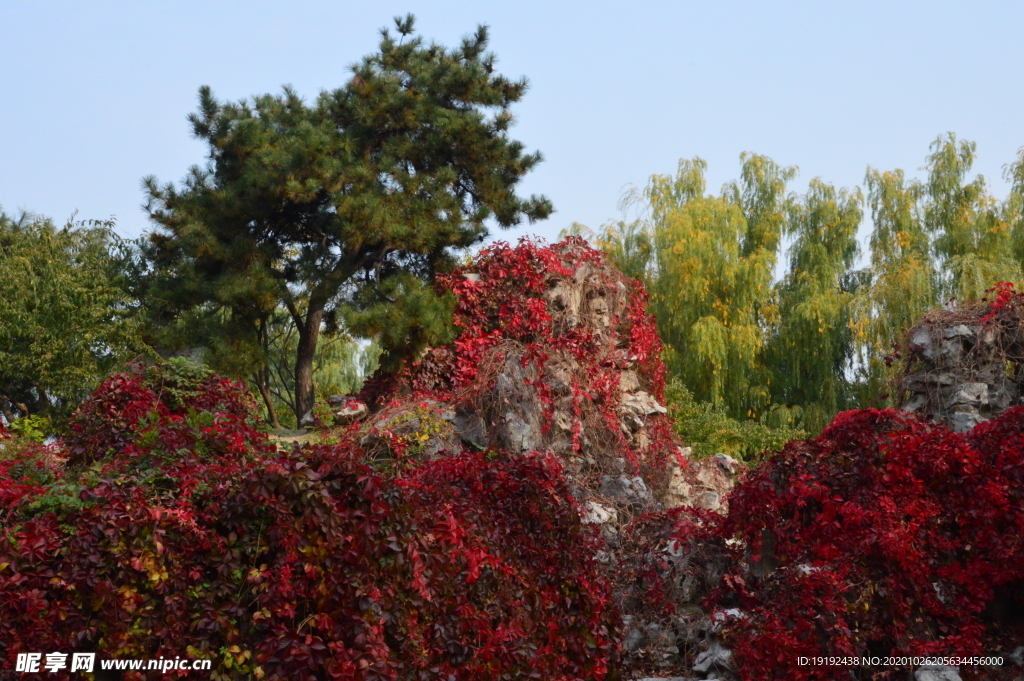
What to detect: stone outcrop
<box><xmin>332</xmin><ymin>240</ymin><xmax>749</xmax><ymax>678</ymax></box>
<box><xmin>900</xmin><ymin>319</ymin><xmax>1019</xmax><ymax>432</ymax></box>
<box><xmin>665</xmin><ymin>448</ymin><xmax>740</xmax><ymax>513</ymax></box>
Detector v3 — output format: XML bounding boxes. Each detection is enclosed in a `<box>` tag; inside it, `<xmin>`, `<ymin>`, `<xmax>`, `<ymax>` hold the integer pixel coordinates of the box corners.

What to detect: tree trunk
<box><xmin>254</xmin><ymin>370</ymin><xmax>282</xmax><ymax>429</ymax></box>
<box><xmin>294</xmin><ymin>302</ymin><xmax>324</xmax><ymax>427</ymax></box>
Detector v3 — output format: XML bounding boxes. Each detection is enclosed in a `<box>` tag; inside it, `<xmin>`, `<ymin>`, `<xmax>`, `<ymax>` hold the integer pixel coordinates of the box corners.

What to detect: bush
<box><xmin>0</xmin><ymin>362</ymin><xmax>616</xmax><ymax>680</ymax></box>
<box><xmin>676</xmin><ymin>407</ymin><xmax>1024</xmax><ymax>680</ymax></box>
<box><xmin>664</xmin><ymin>380</ymin><xmax>804</xmax><ymax>462</ymax></box>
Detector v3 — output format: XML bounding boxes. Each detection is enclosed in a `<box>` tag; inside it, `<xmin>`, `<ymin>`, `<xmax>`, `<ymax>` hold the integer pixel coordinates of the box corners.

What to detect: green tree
<box><xmin>852</xmin><ymin>168</ymin><xmax>937</xmax><ymax>403</ymax></box>
<box><xmin>665</xmin><ymin>380</ymin><xmax>804</xmax><ymax>462</ymax></box>
<box><xmin>0</xmin><ymin>210</ymin><xmax>145</xmax><ymax>424</ymax></box>
<box><xmin>142</xmin><ymin>15</ymin><xmax>551</xmax><ymax>424</ymax></box>
<box><xmin>643</xmin><ymin>155</ymin><xmax>792</xmax><ymax>419</ymax></box>
<box><xmin>925</xmin><ymin>133</ymin><xmax>1020</xmax><ymax>300</ymax></box>
<box><xmin>1003</xmin><ymin>146</ymin><xmax>1024</xmax><ymax>272</ymax></box>
<box><xmin>592</xmin><ymin>218</ymin><xmax>653</xmax><ymax>285</ymax></box>
<box><xmin>259</xmin><ymin>308</ymin><xmax>379</xmax><ymax>429</ymax></box>
<box><xmin>765</xmin><ymin>179</ymin><xmax>863</xmax><ymax>432</ymax></box>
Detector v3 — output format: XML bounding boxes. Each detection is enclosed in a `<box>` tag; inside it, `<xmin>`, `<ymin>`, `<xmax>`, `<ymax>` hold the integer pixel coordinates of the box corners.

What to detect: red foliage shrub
<box><xmin>361</xmin><ymin>237</ymin><xmax>677</xmax><ymax>488</ymax></box>
<box><xmin>439</xmin><ymin>236</ymin><xmax>665</xmax><ymax>399</ymax></box>
<box><xmin>1</xmin><ymin>362</ymin><xmax>616</xmax><ymax>680</ymax></box>
<box><xmin>696</xmin><ymin>408</ymin><xmax>1024</xmax><ymax>680</ymax></box>
<box><xmin>63</xmin><ymin>359</ymin><xmax>264</xmax><ymax>467</ymax></box>
<box><xmin>979</xmin><ymin>281</ymin><xmax>1019</xmax><ymax>323</ymax></box>
<box><xmin>0</xmin><ymin>443</ymin><xmax>62</xmax><ymax>520</ymax></box>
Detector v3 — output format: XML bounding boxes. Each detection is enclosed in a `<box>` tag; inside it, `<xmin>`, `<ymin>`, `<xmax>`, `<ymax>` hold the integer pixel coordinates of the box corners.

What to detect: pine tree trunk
<box><xmin>294</xmin><ymin>303</ymin><xmax>324</xmax><ymax>427</ymax></box>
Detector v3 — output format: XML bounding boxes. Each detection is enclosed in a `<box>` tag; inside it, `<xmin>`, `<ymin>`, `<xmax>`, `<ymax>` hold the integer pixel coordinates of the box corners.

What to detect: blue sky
<box><xmin>3</xmin><ymin>1</ymin><xmax>1023</xmax><ymax>251</ymax></box>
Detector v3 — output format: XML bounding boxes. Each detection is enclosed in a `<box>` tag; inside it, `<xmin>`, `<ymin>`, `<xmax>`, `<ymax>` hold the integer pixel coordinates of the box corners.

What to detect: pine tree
<box><xmin>142</xmin><ymin>16</ymin><xmax>551</xmax><ymax>424</ymax></box>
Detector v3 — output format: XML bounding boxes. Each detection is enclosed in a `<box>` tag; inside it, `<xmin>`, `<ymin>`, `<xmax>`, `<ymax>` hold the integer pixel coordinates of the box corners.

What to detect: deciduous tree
<box><xmin>765</xmin><ymin>180</ymin><xmax>863</xmax><ymax>431</ymax></box>
<box><xmin>925</xmin><ymin>133</ymin><xmax>1020</xmax><ymax>300</ymax></box>
<box><xmin>0</xmin><ymin>210</ymin><xmax>144</xmax><ymax>423</ymax></box>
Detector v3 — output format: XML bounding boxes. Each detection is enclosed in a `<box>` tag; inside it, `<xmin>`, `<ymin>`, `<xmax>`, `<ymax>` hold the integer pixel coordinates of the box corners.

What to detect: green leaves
<box><xmin>766</xmin><ymin>179</ymin><xmax>863</xmax><ymax>432</ymax></box>
<box><xmin>925</xmin><ymin>133</ymin><xmax>1021</xmax><ymax>301</ymax></box>
<box><xmin>589</xmin><ymin>137</ymin><xmax>1024</xmax><ymax>444</ymax></box>
<box><xmin>142</xmin><ymin>16</ymin><xmax>550</xmax><ymax>422</ymax></box>
<box><xmin>0</xmin><ymin>210</ymin><xmax>145</xmax><ymax>424</ymax></box>
<box><xmin>644</xmin><ymin>155</ymin><xmax>790</xmax><ymax>420</ymax></box>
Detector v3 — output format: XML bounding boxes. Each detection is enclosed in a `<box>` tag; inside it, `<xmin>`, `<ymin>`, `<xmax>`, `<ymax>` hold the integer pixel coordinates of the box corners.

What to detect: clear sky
<box><xmin>3</xmin><ymin>1</ymin><xmax>1023</xmax><ymax>251</ymax></box>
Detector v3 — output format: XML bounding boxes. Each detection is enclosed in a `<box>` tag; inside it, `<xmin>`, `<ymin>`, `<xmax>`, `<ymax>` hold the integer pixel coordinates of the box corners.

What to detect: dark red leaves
<box><xmin>1</xmin><ymin>360</ymin><xmax>616</xmax><ymax>680</ymax></box>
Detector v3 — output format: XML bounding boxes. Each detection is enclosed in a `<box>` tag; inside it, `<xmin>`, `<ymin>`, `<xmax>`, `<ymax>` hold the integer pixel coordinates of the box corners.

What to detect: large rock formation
<box><xmin>901</xmin><ymin>289</ymin><xmax>1024</xmax><ymax>432</ymax></box>
<box><xmin>342</xmin><ymin>238</ymin><xmax>742</xmax><ymax>678</ymax></box>
<box><xmin>354</xmin><ymin>238</ymin><xmax>739</xmax><ymax>516</ymax></box>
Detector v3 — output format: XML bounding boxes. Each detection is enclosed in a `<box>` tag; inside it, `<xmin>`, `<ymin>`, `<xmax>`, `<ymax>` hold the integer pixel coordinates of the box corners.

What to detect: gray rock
<box><xmin>692</xmin><ymin>638</ymin><xmax>735</xmax><ymax>675</ymax></box>
<box><xmin>493</xmin><ymin>353</ymin><xmax>543</xmax><ymax>452</ymax></box>
<box><xmin>712</xmin><ymin>453</ymin><xmax>741</xmax><ymax>476</ymax></box>
<box><xmin>696</xmin><ymin>491</ymin><xmax>721</xmax><ymax>510</ymax></box>
<box><xmin>582</xmin><ymin>501</ymin><xmax>618</xmax><ymax>525</ymax></box>
<box><xmin>622</xmin><ymin>624</ymin><xmax>645</xmax><ymax>653</ymax></box>
<box><xmin>914</xmin><ymin>666</ymin><xmax>961</xmax><ymax>681</ymax></box>
<box><xmin>950</xmin><ymin>410</ymin><xmax>983</xmax><ymax>433</ymax></box>
<box><xmin>943</xmin><ymin>324</ymin><xmax>974</xmax><ymax>339</ymax></box>
<box><xmin>988</xmin><ymin>383</ymin><xmax>1019</xmax><ymax>412</ymax></box>
<box><xmin>600</xmin><ymin>474</ymin><xmax>654</xmax><ymax>507</ymax></box>
<box><xmin>902</xmin><ymin>373</ymin><xmax>956</xmax><ymax>391</ymax></box>
<box><xmin>1010</xmin><ymin>646</ymin><xmax>1024</xmax><ymax>666</ymax></box>
<box><xmin>948</xmin><ymin>383</ymin><xmax>988</xmax><ymax>408</ymax></box>
<box><xmin>708</xmin><ymin>608</ymin><xmax>744</xmax><ymax>634</ymax></box>
<box><xmin>622</xmin><ymin>390</ymin><xmax>668</xmax><ymax>416</ymax></box>
<box><xmin>644</xmin><ymin>621</ymin><xmax>679</xmax><ymax>666</ymax></box>
<box><xmin>332</xmin><ymin>398</ymin><xmax>368</xmax><ymax>426</ymax></box>
<box><xmin>936</xmin><ymin>339</ymin><xmax>963</xmax><ymax>363</ymax></box>
<box><xmin>910</xmin><ymin>327</ymin><xmax>934</xmax><ymax>357</ymax></box>
<box><xmin>903</xmin><ymin>393</ymin><xmax>928</xmax><ymax>413</ymax></box>
<box><xmin>619</xmin><ymin>370</ymin><xmax>640</xmax><ymax>393</ymax></box>
<box><xmin>452</xmin><ymin>411</ymin><xmax>488</xmax><ymax>449</ymax></box>
<box><xmin>502</xmin><ymin>412</ymin><xmax>539</xmax><ymax>452</ymax></box>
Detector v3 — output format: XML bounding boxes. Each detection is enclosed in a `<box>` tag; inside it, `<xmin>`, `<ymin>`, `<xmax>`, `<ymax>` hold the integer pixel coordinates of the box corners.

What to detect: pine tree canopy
<box><xmin>141</xmin><ymin>15</ymin><xmax>551</xmax><ymax>423</ymax></box>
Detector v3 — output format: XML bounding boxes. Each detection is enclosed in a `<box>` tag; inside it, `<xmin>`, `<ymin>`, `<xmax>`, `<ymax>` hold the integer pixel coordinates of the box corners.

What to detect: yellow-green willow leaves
<box><xmin>925</xmin><ymin>133</ymin><xmax>1022</xmax><ymax>301</ymax></box>
<box><xmin>852</xmin><ymin>168</ymin><xmax>936</xmax><ymax>403</ymax></box>
<box><xmin>766</xmin><ymin>180</ymin><xmax>863</xmax><ymax>432</ymax></box>
<box><xmin>644</xmin><ymin>156</ymin><xmax>792</xmax><ymax>419</ymax></box>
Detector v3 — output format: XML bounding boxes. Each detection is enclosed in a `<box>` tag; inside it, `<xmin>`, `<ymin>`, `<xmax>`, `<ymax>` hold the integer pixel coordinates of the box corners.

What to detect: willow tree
<box><xmin>925</xmin><ymin>133</ymin><xmax>1020</xmax><ymax>300</ymax></box>
<box><xmin>766</xmin><ymin>179</ymin><xmax>863</xmax><ymax>431</ymax></box>
<box><xmin>643</xmin><ymin>155</ymin><xmax>792</xmax><ymax>419</ymax></box>
<box><xmin>1005</xmin><ymin>147</ymin><xmax>1024</xmax><ymax>271</ymax></box>
<box><xmin>142</xmin><ymin>16</ymin><xmax>551</xmax><ymax>424</ymax></box>
<box><xmin>851</xmin><ymin>168</ymin><xmax>937</xmax><ymax>403</ymax></box>
<box><xmin>591</xmin><ymin>218</ymin><xmax>653</xmax><ymax>286</ymax></box>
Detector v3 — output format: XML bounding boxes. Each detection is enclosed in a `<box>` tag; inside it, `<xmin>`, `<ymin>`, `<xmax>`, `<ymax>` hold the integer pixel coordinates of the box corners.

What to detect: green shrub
<box><xmin>664</xmin><ymin>379</ymin><xmax>805</xmax><ymax>462</ymax></box>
